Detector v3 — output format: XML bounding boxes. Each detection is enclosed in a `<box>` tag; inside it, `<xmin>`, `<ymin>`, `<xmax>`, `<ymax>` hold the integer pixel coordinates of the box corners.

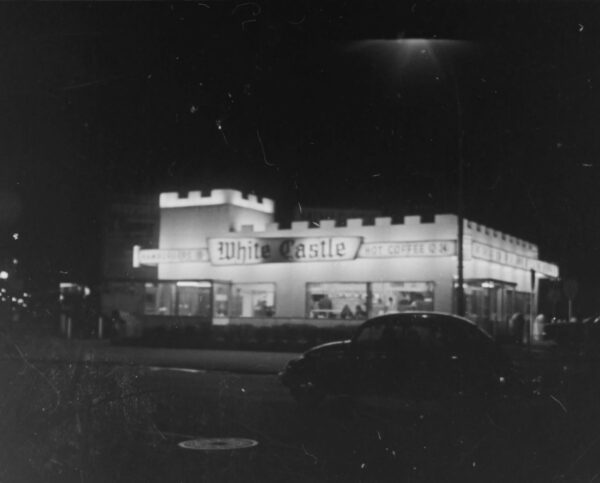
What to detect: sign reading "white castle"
<box><xmin>208</xmin><ymin>237</ymin><xmax>362</xmax><ymax>265</ymax></box>
<box><xmin>133</xmin><ymin>238</ymin><xmax>557</xmax><ymax>276</ymax></box>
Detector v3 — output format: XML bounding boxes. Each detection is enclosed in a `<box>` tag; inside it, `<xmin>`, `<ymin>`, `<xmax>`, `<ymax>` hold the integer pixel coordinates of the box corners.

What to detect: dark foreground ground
<box><xmin>2</xmin><ymin>330</ymin><xmax>600</xmax><ymax>482</ymax></box>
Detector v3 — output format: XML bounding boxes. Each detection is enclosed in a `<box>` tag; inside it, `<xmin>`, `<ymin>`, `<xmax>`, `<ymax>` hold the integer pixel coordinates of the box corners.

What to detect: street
<box><xmin>2</xmin><ymin>341</ymin><xmax>600</xmax><ymax>483</ymax></box>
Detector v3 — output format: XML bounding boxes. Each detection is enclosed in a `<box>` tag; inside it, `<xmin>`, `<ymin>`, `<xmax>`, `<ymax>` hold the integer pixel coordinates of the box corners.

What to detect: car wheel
<box><xmin>290</xmin><ymin>379</ymin><xmax>325</xmax><ymax>407</ymax></box>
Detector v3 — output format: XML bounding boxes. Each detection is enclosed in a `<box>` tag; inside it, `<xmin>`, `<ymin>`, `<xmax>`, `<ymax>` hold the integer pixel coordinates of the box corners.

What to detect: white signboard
<box><xmin>208</xmin><ymin>237</ymin><xmax>362</xmax><ymax>265</ymax></box>
<box><xmin>471</xmin><ymin>242</ymin><xmax>528</xmax><ymax>268</ymax></box>
<box><xmin>359</xmin><ymin>240</ymin><xmax>456</xmax><ymax>258</ymax></box>
<box><xmin>471</xmin><ymin>242</ymin><xmax>558</xmax><ymax>277</ymax></box>
<box><xmin>132</xmin><ymin>246</ymin><xmax>208</xmax><ymax>267</ymax></box>
<box><xmin>527</xmin><ymin>259</ymin><xmax>559</xmax><ymax>278</ymax></box>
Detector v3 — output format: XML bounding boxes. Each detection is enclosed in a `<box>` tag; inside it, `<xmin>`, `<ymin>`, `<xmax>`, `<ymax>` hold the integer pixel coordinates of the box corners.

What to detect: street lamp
<box><xmin>349</xmin><ymin>38</ymin><xmax>471</xmax><ymax>316</ymax></box>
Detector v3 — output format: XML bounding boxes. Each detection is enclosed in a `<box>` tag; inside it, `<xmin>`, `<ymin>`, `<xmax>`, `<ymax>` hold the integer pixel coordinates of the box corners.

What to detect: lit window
<box><xmin>144</xmin><ymin>282</ymin><xmax>176</xmax><ymax>315</ymax></box>
<box><xmin>230</xmin><ymin>283</ymin><xmax>276</xmax><ymax>317</ymax></box>
<box><xmin>307</xmin><ymin>283</ymin><xmax>368</xmax><ymax>320</ymax></box>
<box><xmin>177</xmin><ymin>283</ymin><xmax>211</xmax><ymax>317</ymax></box>
<box><xmin>370</xmin><ymin>282</ymin><xmax>434</xmax><ymax>317</ymax></box>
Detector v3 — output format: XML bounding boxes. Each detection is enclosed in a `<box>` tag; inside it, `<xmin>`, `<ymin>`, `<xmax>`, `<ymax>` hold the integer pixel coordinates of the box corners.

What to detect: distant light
<box><xmin>11</xmin><ymin>297</ymin><xmax>16</xmax><ymax>303</ymax></box>
<box><xmin>12</xmin><ymin>233</ymin><xmax>18</xmax><ymax>240</ymax></box>
<box><xmin>177</xmin><ymin>281</ymin><xmax>212</xmax><ymax>288</ymax></box>
<box><xmin>17</xmin><ymin>298</ymin><xmax>23</xmax><ymax>304</ymax></box>
<box><xmin>0</xmin><ymin>271</ymin><xmax>8</xmax><ymax>280</ymax></box>
<box><xmin>12</xmin><ymin>259</ymin><xmax>18</xmax><ymax>265</ymax></box>
<box><xmin>84</xmin><ymin>287</ymin><xmax>91</xmax><ymax>297</ymax></box>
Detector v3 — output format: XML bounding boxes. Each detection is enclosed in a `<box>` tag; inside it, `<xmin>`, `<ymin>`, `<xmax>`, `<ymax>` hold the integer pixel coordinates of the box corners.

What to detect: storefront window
<box><xmin>515</xmin><ymin>291</ymin><xmax>531</xmax><ymax>316</ymax></box>
<box><xmin>144</xmin><ymin>282</ymin><xmax>176</xmax><ymax>315</ymax></box>
<box><xmin>213</xmin><ymin>282</ymin><xmax>231</xmax><ymax>318</ymax></box>
<box><xmin>462</xmin><ymin>281</ymin><xmax>520</xmax><ymax>337</ymax></box>
<box><xmin>370</xmin><ymin>282</ymin><xmax>434</xmax><ymax>317</ymax></box>
<box><xmin>230</xmin><ymin>283</ymin><xmax>276</xmax><ymax>317</ymax></box>
<box><xmin>144</xmin><ymin>281</ymin><xmax>213</xmax><ymax>317</ymax></box>
<box><xmin>505</xmin><ymin>288</ymin><xmax>515</xmax><ymax>316</ymax></box>
<box><xmin>176</xmin><ymin>281</ymin><xmax>211</xmax><ymax>317</ymax></box>
<box><xmin>464</xmin><ymin>284</ymin><xmax>486</xmax><ymax>322</ymax></box>
<box><xmin>307</xmin><ymin>283</ymin><xmax>369</xmax><ymax>320</ymax></box>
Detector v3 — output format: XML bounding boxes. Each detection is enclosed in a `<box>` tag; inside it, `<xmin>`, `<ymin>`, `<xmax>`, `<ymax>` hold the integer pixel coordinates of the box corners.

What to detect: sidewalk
<box><xmin>1</xmin><ymin>333</ymin><xmax>299</xmax><ymax>374</ymax></box>
<box><xmin>2</xmin><ymin>327</ymin><xmax>597</xmax><ymax>376</ymax></box>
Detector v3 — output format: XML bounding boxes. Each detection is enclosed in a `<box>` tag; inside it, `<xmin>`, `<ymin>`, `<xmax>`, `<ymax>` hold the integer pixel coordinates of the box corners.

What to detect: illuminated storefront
<box><xmin>105</xmin><ymin>189</ymin><xmax>559</xmax><ymax>335</ymax></box>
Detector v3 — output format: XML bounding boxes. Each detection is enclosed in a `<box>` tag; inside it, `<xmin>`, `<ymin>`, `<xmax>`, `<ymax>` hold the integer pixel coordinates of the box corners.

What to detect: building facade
<box><xmin>104</xmin><ymin>189</ymin><xmax>559</xmax><ymax>337</ymax></box>
<box><xmin>100</xmin><ymin>195</ymin><xmax>158</xmax><ymax>319</ymax></box>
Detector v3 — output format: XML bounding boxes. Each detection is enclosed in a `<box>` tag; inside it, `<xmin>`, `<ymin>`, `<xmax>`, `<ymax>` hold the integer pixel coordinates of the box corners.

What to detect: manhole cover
<box><xmin>178</xmin><ymin>438</ymin><xmax>259</xmax><ymax>451</ymax></box>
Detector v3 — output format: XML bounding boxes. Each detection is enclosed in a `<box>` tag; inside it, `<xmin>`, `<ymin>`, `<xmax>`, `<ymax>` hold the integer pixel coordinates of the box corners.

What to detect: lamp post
<box><xmin>350</xmin><ymin>38</ymin><xmax>469</xmax><ymax>316</ymax></box>
<box><xmin>450</xmin><ymin>61</ymin><xmax>466</xmax><ymax>317</ymax></box>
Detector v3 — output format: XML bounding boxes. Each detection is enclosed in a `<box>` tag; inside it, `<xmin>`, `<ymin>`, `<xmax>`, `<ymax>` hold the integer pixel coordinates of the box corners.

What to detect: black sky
<box><xmin>1</xmin><ymin>1</ymin><xmax>600</xmax><ymax>296</ymax></box>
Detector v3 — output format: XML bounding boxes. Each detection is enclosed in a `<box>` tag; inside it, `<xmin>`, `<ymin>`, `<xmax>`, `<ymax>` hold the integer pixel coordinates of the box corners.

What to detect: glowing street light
<box><xmin>0</xmin><ymin>271</ymin><xmax>8</xmax><ymax>280</ymax></box>
<box><xmin>349</xmin><ymin>37</ymin><xmax>473</xmax><ymax>316</ymax></box>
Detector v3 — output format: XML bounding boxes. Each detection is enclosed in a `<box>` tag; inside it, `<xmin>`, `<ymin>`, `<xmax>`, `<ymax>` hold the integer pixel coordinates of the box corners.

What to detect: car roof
<box><xmin>363</xmin><ymin>311</ymin><xmax>478</xmax><ymax>328</ymax></box>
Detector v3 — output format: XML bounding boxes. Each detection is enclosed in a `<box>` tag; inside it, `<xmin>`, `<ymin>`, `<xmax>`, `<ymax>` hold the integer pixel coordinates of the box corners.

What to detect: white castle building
<box><xmin>103</xmin><ymin>188</ymin><xmax>559</xmax><ymax>337</ymax></box>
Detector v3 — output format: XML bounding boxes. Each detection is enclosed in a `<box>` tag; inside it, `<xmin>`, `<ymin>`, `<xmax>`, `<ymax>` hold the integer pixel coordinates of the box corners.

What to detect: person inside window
<box><xmin>340</xmin><ymin>304</ymin><xmax>354</xmax><ymax>320</ymax></box>
<box><xmin>355</xmin><ymin>304</ymin><xmax>367</xmax><ymax>319</ymax></box>
<box><xmin>318</xmin><ymin>295</ymin><xmax>333</xmax><ymax>310</ymax></box>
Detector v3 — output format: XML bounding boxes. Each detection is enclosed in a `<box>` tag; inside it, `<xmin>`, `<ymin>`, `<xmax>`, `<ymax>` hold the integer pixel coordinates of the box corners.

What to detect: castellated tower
<box><xmin>158</xmin><ymin>190</ymin><xmax>275</xmax><ymax>250</ymax></box>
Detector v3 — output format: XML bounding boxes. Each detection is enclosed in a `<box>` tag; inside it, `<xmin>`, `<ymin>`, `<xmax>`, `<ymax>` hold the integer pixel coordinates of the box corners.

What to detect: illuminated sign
<box><xmin>359</xmin><ymin>240</ymin><xmax>456</xmax><ymax>258</ymax></box>
<box><xmin>527</xmin><ymin>259</ymin><xmax>559</xmax><ymax>278</ymax></box>
<box><xmin>471</xmin><ymin>242</ymin><xmax>558</xmax><ymax>277</ymax></box>
<box><xmin>207</xmin><ymin>237</ymin><xmax>362</xmax><ymax>265</ymax></box>
<box><xmin>471</xmin><ymin>242</ymin><xmax>528</xmax><ymax>268</ymax></box>
<box><xmin>132</xmin><ymin>246</ymin><xmax>209</xmax><ymax>267</ymax></box>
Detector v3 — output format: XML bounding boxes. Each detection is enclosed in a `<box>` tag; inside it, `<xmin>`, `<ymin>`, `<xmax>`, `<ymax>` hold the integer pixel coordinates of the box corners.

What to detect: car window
<box><xmin>404</xmin><ymin>317</ymin><xmax>444</xmax><ymax>350</ymax></box>
<box><xmin>354</xmin><ymin>322</ymin><xmax>386</xmax><ymax>349</ymax></box>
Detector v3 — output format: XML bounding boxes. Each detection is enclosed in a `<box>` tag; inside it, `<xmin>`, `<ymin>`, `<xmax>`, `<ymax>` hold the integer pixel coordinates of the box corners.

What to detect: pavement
<box><xmin>3</xmin><ymin>329</ymin><xmax>600</xmax><ymax>483</ymax></box>
<box><xmin>1</xmin><ymin>333</ymin><xmax>300</xmax><ymax>374</ymax></box>
<box><xmin>3</xmin><ymin>325</ymin><xmax>586</xmax><ymax>375</ymax></box>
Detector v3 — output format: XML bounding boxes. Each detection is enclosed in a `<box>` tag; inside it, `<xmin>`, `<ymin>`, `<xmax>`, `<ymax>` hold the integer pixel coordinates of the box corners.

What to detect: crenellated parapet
<box><xmin>249</xmin><ymin>213</ymin><xmax>539</xmax><ymax>258</ymax></box>
<box><xmin>160</xmin><ymin>189</ymin><xmax>275</xmax><ymax>214</ymax></box>
<box><xmin>244</xmin><ymin>213</ymin><xmax>460</xmax><ymax>245</ymax></box>
<box><xmin>159</xmin><ymin>191</ymin><xmax>541</xmax><ymax>259</ymax></box>
<box><xmin>267</xmin><ymin>214</ymin><xmax>459</xmax><ymax>232</ymax></box>
<box><xmin>465</xmin><ymin>219</ymin><xmax>538</xmax><ymax>256</ymax></box>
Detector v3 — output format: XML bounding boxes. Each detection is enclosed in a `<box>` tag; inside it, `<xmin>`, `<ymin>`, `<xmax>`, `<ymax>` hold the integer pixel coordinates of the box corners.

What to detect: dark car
<box><xmin>280</xmin><ymin>312</ymin><xmax>529</xmax><ymax>406</ymax></box>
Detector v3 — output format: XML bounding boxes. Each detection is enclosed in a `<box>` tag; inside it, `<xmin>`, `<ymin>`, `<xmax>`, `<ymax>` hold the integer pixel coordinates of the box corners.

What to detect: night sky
<box><xmin>1</xmin><ymin>2</ymin><xmax>600</xmax><ymax>306</ymax></box>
